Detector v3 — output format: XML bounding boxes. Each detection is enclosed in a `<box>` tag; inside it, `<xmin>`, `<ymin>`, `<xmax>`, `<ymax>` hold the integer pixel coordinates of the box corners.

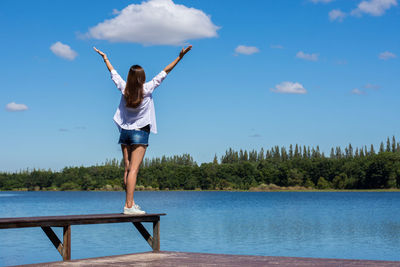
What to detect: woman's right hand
<box><xmin>93</xmin><ymin>46</ymin><xmax>107</xmax><ymax>60</ymax></box>
<box><xmin>94</xmin><ymin>46</ymin><xmax>114</xmax><ymax>72</ymax></box>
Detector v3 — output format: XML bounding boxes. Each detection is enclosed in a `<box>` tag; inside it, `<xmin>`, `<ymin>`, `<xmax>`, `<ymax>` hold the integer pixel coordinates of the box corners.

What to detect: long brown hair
<box><xmin>124</xmin><ymin>65</ymin><xmax>146</xmax><ymax>108</ymax></box>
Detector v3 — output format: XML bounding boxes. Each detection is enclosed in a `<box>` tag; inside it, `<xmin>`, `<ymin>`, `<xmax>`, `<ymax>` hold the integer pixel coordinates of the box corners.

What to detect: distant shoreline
<box><xmin>2</xmin><ymin>142</ymin><xmax>400</xmax><ymax>192</ymax></box>
<box><xmin>2</xmin><ymin>188</ymin><xmax>400</xmax><ymax>192</ymax></box>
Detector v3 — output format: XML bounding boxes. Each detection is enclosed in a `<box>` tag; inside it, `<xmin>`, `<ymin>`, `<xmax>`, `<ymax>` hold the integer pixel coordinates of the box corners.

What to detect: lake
<box><xmin>1</xmin><ymin>191</ymin><xmax>400</xmax><ymax>266</ymax></box>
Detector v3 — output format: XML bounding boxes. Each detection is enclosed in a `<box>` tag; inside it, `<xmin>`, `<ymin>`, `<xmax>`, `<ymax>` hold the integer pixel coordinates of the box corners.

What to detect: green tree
<box><xmin>317</xmin><ymin>177</ymin><xmax>331</xmax><ymax>189</ymax></box>
<box><xmin>60</xmin><ymin>182</ymin><xmax>80</xmax><ymax>191</ymax></box>
<box><xmin>287</xmin><ymin>168</ymin><xmax>303</xmax><ymax>186</ymax></box>
<box><xmin>333</xmin><ymin>173</ymin><xmax>347</xmax><ymax>189</ymax></box>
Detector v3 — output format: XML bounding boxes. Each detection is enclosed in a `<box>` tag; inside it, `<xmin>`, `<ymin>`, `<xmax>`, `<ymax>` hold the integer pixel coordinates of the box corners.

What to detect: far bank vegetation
<box><xmin>1</xmin><ymin>137</ymin><xmax>400</xmax><ymax>192</ymax></box>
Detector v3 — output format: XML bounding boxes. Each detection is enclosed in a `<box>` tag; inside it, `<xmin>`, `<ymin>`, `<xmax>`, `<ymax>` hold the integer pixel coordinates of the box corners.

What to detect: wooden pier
<box><xmin>18</xmin><ymin>251</ymin><xmax>400</xmax><ymax>267</ymax></box>
<box><xmin>2</xmin><ymin>213</ymin><xmax>400</xmax><ymax>266</ymax></box>
<box><xmin>0</xmin><ymin>213</ymin><xmax>165</xmax><ymax>261</ymax></box>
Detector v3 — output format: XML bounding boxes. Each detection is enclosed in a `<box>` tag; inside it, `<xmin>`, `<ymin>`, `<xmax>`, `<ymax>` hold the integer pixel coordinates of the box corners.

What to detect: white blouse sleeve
<box><xmin>110</xmin><ymin>69</ymin><xmax>126</xmax><ymax>92</ymax></box>
<box><xmin>144</xmin><ymin>70</ymin><xmax>167</xmax><ymax>95</ymax></box>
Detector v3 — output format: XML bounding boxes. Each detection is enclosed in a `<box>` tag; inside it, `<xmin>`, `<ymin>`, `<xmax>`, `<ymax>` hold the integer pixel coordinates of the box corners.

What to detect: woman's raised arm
<box><xmin>163</xmin><ymin>45</ymin><xmax>192</xmax><ymax>74</ymax></box>
<box><xmin>93</xmin><ymin>46</ymin><xmax>114</xmax><ymax>72</ymax></box>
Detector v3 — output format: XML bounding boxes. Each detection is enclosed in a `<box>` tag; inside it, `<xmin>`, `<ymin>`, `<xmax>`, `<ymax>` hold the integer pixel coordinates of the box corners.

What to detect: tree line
<box><xmin>1</xmin><ymin>137</ymin><xmax>400</xmax><ymax>191</ymax></box>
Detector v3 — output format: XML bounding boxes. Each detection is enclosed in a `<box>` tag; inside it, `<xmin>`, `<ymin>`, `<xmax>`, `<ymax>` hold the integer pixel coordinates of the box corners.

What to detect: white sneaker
<box><xmin>123</xmin><ymin>204</ymin><xmax>146</xmax><ymax>215</ymax></box>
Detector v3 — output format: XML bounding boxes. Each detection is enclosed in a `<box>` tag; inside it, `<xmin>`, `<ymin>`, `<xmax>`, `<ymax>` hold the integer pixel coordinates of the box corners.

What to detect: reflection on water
<box><xmin>0</xmin><ymin>191</ymin><xmax>400</xmax><ymax>265</ymax></box>
<box><xmin>0</xmin><ymin>194</ymin><xmax>18</xmax><ymax>197</ymax></box>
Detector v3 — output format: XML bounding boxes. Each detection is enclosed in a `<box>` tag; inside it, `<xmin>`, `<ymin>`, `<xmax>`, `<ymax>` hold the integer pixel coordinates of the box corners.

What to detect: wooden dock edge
<box><xmin>0</xmin><ymin>213</ymin><xmax>165</xmax><ymax>262</ymax></box>
<box><xmin>17</xmin><ymin>251</ymin><xmax>400</xmax><ymax>267</ymax></box>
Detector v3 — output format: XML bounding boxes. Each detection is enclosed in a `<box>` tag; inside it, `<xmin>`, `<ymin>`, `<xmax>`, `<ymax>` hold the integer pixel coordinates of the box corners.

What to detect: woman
<box><xmin>94</xmin><ymin>45</ymin><xmax>192</xmax><ymax>214</ymax></box>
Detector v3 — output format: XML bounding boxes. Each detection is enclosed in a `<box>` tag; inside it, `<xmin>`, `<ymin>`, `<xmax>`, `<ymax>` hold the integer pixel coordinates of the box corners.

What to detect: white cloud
<box><xmin>364</xmin><ymin>83</ymin><xmax>381</xmax><ymax>89</ymax></box>
<box><xmin>351</xmin><ymin>88</ymin><xmax>366</xmax><ymax>95</ymax></box>
<box><xmin>234</xmin><ymin>45</ymin><xmax>259</xmax><ymax>55</ymax></box>
<box><xmin>351</xmin><ymin>84</ymin><xmax>381</xmax><ymax>95</ymax></box>
<box><xmin>270</xmin><ymin>44</ymin><xmax>284</xmax><ymax>49</ymax></box>
<box><xmin>5</xmin><ymin>102</ymin><xmax>28</xmax><ymax>111</ymax></box>
<box><xmin>379</xmin><ymin>51</ymin><xmax>397</xmax><ymax>60</ymax></box>
<box><xmin>50</xmin><ymin>42</ymin><xmax>78</xmax><ymax>60</ymax></box>
<box><xmin>351</xmin><ymin>0</ymin><xmax>397</xmax><ymax>16</ymax></box>
<box><xmin>296</xmin><ymin>51</ymin><xmax>319</xmax><ymax>61</ymax></box>
<box><xmin>271</xmin><ymin>82</ymin><xmax>307</xmax><ymax>94</ymax></box>
<box><xmin>329</xmin><ymin>9</ymin><xmax>347</xmax><ymax>21</ymax></box>
<box><xmin>87</xmin><ymin>0</ymin><xmax>219</xmax><ymax>46</ymax></box>
<box><xmin>310</xmin><ymin>0</ymin><xmax>335</xmax><ymax>3</ymax></box>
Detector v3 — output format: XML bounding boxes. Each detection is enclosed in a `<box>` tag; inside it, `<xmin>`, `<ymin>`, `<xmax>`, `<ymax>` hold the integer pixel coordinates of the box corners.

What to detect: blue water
<box><xmin>1</xmin><ymin>191</ymin><xmax>400</xmax><ymax>266</ymax></box>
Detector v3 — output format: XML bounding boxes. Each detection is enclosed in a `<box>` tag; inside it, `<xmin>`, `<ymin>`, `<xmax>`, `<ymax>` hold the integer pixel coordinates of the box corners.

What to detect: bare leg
<box><xmin>125</xmin><ymin>145</ymin><xmax>147</xmax><ymax>209</ymax></box>
<box><xmin>121</xmin><ymin>145</ymin><xmax>132</xmax><ymax>186</ymax></box>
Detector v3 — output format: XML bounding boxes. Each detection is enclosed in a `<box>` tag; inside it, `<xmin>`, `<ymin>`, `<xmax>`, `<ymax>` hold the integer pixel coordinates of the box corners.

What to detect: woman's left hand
<box><xmin>179</xmin><ymin>45</ymin><xmax>192</xmax><ymax>58</ymax></box>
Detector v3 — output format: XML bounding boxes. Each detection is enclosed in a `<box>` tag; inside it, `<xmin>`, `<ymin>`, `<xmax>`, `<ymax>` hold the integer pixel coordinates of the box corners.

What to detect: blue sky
<box><xmin>1</xmin><ymin>0</ymin><xmax>399</xmax><ymax>172</ymax></box>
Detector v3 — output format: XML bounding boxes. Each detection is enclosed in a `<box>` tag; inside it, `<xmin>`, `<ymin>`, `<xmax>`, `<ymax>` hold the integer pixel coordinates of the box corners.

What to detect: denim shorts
<box><xmin>118</xmin><ymin>128</ymin><xmax>150</xmax><ymax>146</ymax></box>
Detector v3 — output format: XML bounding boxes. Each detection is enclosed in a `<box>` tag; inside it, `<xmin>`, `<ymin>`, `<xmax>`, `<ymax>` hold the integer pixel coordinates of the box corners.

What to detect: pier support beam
<box><xmin>63</xmin><ymin>225</ymin><xmax>71</xmax><ymax>260</ymax></box>
<box><xmin>132</xmin><ymin>221</ymin><xmax>160</xmax><ymax>251</ymax></box>
<box><xmin>152</xmin><ymin>220</ymin><xmax>160</xmax><ymax>251</ymax></box>
<box><xmin>41</xmin><ymin>226</ymin><xmax>71</xmax><ymax>260</ymax></box>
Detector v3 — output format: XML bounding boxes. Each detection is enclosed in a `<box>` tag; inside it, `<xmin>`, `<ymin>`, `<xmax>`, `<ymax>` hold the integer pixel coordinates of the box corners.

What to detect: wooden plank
<box><xmin>62</xmin><ymin>225</ymin><xmax>71</xmax><ymax>261</ymax></box>
<box><xmin>0</xmin><ymin>213</ymin><xmax>165</xmax><ymax>229</ymax></box>
<box><xmin>133</xmin><ymin>222</ymin><xmax>153</xmax><ymax>248</ymax></box>
<box><xmin>41</xmin><ymin>226</ymin><xmax>64</xmax><ymax>257</ymax></box>
<box><xmin>152</xmin><ymin>220</ymin><xmax>160</xmax><ymax>251</ymax></box>
<box><xmin>21</xmin><ymin>251</ymin><xmax>400</xmax><ymax>267</ymax></box>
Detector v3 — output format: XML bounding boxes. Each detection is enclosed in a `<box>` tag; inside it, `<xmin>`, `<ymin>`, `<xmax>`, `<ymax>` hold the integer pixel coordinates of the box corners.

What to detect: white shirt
<box><xmin>111</xmin><ymin>69</ymin><xmax>167</xmax><ymax>134</ymax></box>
